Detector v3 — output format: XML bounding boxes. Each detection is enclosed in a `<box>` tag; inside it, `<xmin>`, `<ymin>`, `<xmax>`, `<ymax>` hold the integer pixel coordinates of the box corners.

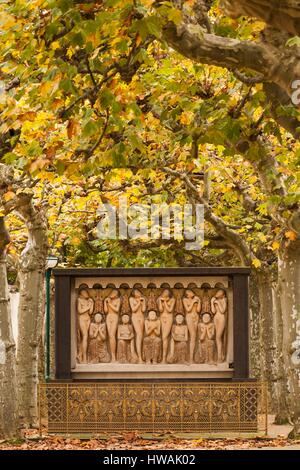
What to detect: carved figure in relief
<box><xmin>88</xmin><ymin>313</ymin><xmax>110</xmax><ymax>363</ymax></box>
<box><xmin>167</xmin><ymin>314</ymin><xmax>188</xmax><ymax>364</ymax></box>
<box><xmin>198</xmin><ymin>313</ymin><xmax>215</xmax><ymax>364</ymax></box>
<box><xmin>129</xmin><ymin>288</ymin><xmax>147</xmax><ymax>363</ymax></box>
<box><xmin>183</xmin><ymin>289</ymin><xmax>201</xmax><ymax>363</ymax></box>
<box><xmin>117</xmin><ymin>314</ymin><xmax>138</xmax><ymax>363</ymax></box>
<box><xmin>77</xmin><ymin>289</ymin><xmax>94</xmax><ymax>363</ymax></box>
<box><xmin>157</xmin><ymin>289</ymin><xmax>176</xmax><ymax>363</ymax></box>
<box><xmin>211</xmin><ymin>289</ymin><xmax>227</xmax><ymax>363</ymax></box>
<box><xmin>143</xmin><ymin>310</ymin><xmax>161</xmax><ymax>364</ymax></box>
<box><xmin>104</xmin><ymin>289</ymin><xmax>121</xmax><ymax>362</ymax></box>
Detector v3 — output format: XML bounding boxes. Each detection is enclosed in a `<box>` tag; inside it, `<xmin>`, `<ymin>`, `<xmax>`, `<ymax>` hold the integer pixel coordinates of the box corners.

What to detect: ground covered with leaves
<box><xmin>0</xmin><ymin>430</ymin><xmax>300</xmax><ymax>450</ymax></box>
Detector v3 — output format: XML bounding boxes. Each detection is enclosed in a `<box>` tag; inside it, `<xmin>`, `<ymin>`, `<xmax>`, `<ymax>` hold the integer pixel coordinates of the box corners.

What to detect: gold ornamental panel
<box><xmin>39</xmin><ymin>382</ymin><xmax>268</xmax><ymax>435</ymax></box>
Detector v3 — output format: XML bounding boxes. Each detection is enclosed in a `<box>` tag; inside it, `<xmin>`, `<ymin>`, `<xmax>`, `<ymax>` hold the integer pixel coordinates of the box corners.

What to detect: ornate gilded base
<box><xmin>39</xmin><ymin>382</ymin><xmax>267</xmax><ymax>435</ymax></box>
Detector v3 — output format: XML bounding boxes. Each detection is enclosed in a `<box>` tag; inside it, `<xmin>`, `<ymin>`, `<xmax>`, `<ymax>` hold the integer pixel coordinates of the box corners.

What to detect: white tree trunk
<box><xmin>249</xmin><ymin>275</ymin><xmax>261</xmax><ymax>378</ymax></box>
<box><xmin>256</xmin><ymin>271</ymin><xmax>277</xmax><ymax>409</ymax></box>
<box><xmin>16</xmin><ymin>200</ymin><xmax>48</xmax><ymax>428</ymax></box>
<box><xmin>273</xmin><ymin>281</ymin><xmax>290</xmax><ymax>424</ymax></box>
<box><xmin>278</xmin><ymin>241</ymin><xmax>300</xmax><ymax>437</ymax></box>
<box><xmin>0</xmin><ymin>218</ymin><xmax>18</xmax><ymax>438</ymax></box>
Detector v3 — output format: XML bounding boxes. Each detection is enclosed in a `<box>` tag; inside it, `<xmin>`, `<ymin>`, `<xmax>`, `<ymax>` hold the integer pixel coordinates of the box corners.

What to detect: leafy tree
<box><xmin>0</xmin><ymin>0</ymin><xmax>299</xmax><ymax>436</ymax></box>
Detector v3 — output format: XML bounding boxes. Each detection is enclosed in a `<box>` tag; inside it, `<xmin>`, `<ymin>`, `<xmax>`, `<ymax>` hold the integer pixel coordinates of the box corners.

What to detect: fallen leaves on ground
<box><xmin>0</xmin><ymin>429</ymin><xmax>299</xmax><ymax>450</ymax></box>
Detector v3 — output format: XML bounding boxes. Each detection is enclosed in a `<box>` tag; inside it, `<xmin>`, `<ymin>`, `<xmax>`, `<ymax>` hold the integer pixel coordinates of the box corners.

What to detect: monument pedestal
<box><xmin>71</xmin><ymin>362</ymin><xmax>233</xmax><ymax>379</ymax></box>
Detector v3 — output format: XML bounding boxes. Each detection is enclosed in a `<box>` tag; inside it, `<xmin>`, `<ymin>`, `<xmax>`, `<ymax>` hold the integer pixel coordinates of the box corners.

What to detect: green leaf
<box><xmin>82</xmin><ymin>119</ymin><xmax>100</xmax><ymax>137</ymax></box>
<box><xmin>167</xmin><ymin>8</ymin><xmax>182</xmax><ymax>25</ymax></box>
<box><xmin>59</xmin><ymin>78</ymin><xmax>75</xmax><ymax>93</ymax></box>
<box><xmin>100</xmin><ymin>89</ymin><xmax>115</xmax><ymax>107</ymax></box>
<box><xmin>71</xmin><ymin>32</ymin><xmax>85</xmax><ymax>46</ymax></box>
<box><xmin>286</xmin><ymin>36</ymin><xmax>300</xmax><ymax>47</ymax></box>
<box><xmin>56</xmin><ymin>160</ymin><xmax>65</xmax><ymax>175</ymax></box>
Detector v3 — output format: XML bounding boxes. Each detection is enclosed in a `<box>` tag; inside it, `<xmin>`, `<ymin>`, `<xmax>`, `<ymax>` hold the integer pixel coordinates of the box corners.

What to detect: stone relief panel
<box><xmin>75</xmin><ymin>280</ymin><xmax>231</xmax><ymax>368</ymax></box>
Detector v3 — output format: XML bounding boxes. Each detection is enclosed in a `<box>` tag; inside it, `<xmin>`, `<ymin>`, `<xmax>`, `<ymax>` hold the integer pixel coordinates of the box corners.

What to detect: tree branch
<box><xmin>162</xmin><ymin>16</ymin><xmax>300</xmax><ymax>102</ymax></box>
<box><xmin>162</xmin><ymin>22</ymin><xmax>275</xmax><ymax>78</ymax></box>
<box><xmin>0</xmin><ymin>217</ymin><xmax>10</xmax><ymax>258</ymax></box>
<box><xmin>221</xmin><ymin>0</ymin><xmax>300</xmax><ymax>36</ymax></box>
<box><xmin>74</xmin><ymin>109</ymin><xmax>110</xmax><ymax>159</ymax></box>
<box><xmin>263</xmin><ymin>82</ymin><xmax>300</xmax><ymax>139</ymax></box>
<box><xmin>232</xmin><ymin>70</ymin><xmax>266</xmax><ymax>85</ymax></box>
<box><xmin>162</xmin><ymin>167</ymin><xmax>252</xmax><ymax>264</ymax></box>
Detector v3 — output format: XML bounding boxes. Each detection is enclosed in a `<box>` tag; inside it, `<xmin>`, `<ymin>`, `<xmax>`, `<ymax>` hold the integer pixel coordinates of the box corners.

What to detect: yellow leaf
<box><xmin>285</xmin><ymin>230</ymin><xmax>297</xmax><ymax>241</ymax></box>
<box><xmin>168</xmin><ymin>8</ymin><xmax>182</xmax><ymax>25</ymax></box>
<box><xmin>271</xmin><ymin>241</ymin><xmax>280</xmax><ymax>251</ymax></box>
<box><xmin>258</xmin><ymin>233</ymin><xmax>267</xmax><ymax>242</ymax></box>
<box><xmin>179</xmin><ymin>112</ymin><xmax>192</xmax><ymax>125</ymax></box>
<box><xmin>51</xmin><ymin>41</ymin><xmax>60</xmax><ymax>51</ymax></box>
<box><xmin>0</xmin><ymin>13</ymin><xmax>16</xmax><ymax>29</ymax></box>
<box><xmin>252</xmin><ymin>258</ymin><xmax>261</xmax><ymax>268</ymax></box>
<box><xmin>3</xmin><ymin>191</ymin><xmax>15</xmax><ymax>202</ymax></box>
<box><xmin>40</xmin><ymin>81</ymin><xmax>52</xmax><ymax>96</ymax></box>
<box><xmin>71</xmin><ymin>237</ymin><xmax>81</xmax><ymax>246</ymax></box>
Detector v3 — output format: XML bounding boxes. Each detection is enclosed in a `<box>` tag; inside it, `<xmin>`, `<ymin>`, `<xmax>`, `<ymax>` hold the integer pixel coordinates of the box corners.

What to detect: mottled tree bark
<box><xmin>272</xmin><ymin>281</ymin><xmax>290</xmax><ymax>424</ymax></box>
<box><xmin>221</xmin><ymin>0</ymin><xmax>300</xmax><ymax>36</ymax></box>
<box><xmin>163</xmin><ymin>21</ymin><xmax>300</xmax><ymax>100</ymax></box>
<box><xmin>15</xmin><ymin>196</ymin><xmax>48</xmax><ymax>428</ymax></box>
<box><xmin>255</xmin><ymin>270</ymin><xmax>279</xmax><ymax>413</ymax></box>
<box><xmin>249</xmin><ymin>274</ymin><xmax>261</xmax><ymax>378</ymax></box>
<box><xmin>278</xmin><ymin>241</ymin><xmax>300</xmax><ymax>436</ymax></box>
<box><xmin>0</xmin><ymin>217</ymin><xmax>18</xmax><ymax>438</ymax></box>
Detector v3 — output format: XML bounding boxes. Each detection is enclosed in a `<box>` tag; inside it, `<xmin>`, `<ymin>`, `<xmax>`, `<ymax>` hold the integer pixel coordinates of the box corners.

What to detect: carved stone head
<box><xmin>201</xmin><ymin>313</ymin><xmax>212</xmax><ymax>324</ymax></box>
<box><xmin>79</xmin><ymin>288</ymin><xmax>90</xmax><ymax>299</ymax></box>
<box><xmin>161</xmin><ymin>288</ymin><xmax>173</xmax><ymax>299</ymax></box>
<box><xmin>148</xmin><ymin>310</ymin><xmax>158</xmax><ymax>321</ymax></box>
<box><xmin>184</xmin><ymin>289</ymin><xmax>195</xmax><ymax>299</ymax></box>
<box><xmin>109</xmin><ymin>289</ymin><xmax>120</xmax><ymax>299</ymax></box>
<box><xmin>121</xmin><ymin>314</ymin><xmax>130</xmax><ymax>324</ymax></box>
<box><xmin>94</xmin><ymin>313</ymin><xmax>104</xmax><ymax>324</ymax></box>
<box><xmin>132</xmin><ymin>288</ymin><xmax>143</xmax><ymax>299</ymax></box>
<box><xmin>175</xmin><ymin>314</ymin><xmax>184</xmax><ymax>325</ymax></box>
<box><xmin>215</xmin><ymin>289</ymin><xmax>226</xmax><ymax>299</ymax></box>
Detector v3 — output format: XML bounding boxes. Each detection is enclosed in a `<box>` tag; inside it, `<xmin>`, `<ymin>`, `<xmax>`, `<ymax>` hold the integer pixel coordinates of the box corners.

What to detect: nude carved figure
<box><xmin>157</xmin><ymin>289</ymin><xmax>175</xmax><ymax>363</ymax></box>
<box><xmin>77</xmin><ymin>288</ymin><xmax>94</xmax><ymax>363</ymax></box>
<box><xmin>168</xmin><ymin>313</ymin><xmax>188</xmax><ymax>364</ymax></box>
<box><xmin>198</xmin><ymin>312</ymin><xmax>215</xmax><ymax>365</ymax></box>
<box><xmin>143</xmin><ymin>310</ymin><xmax>161</xmax><ymax>364</ymax></box>
<box><xmin>129</xmin><ymin>288</ymin><xmax>147</xmax><ymax>363</ymax></box>
<box><xmin>88</xmin><ymin>313</ymin><xmax>110</xmax><ymax>363</ymax></box>
<box><xmin>183</xmin><ymin>289</ymin><xmax>201</xmax><ymax>363</ymax></box>
<box><xmin>104</xmin><ymin>289</ymin><xmax>121</xmax><ymax>362</ymax></box>
<box><xmin>117</xmin><ymin>314</ymin><xmax>137</xmax><ymax>363</ymax></box>
<box><xmin>211</xmin><ymin>289</ymin><xmax>227</xmax><ymax>363</ymax></box>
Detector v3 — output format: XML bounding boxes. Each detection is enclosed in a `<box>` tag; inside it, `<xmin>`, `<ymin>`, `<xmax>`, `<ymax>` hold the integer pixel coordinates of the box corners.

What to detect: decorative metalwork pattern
<box><xmin>39</xmin><ymin>382</ymin><xmax>267</xmax><ymax>435</ymax></box>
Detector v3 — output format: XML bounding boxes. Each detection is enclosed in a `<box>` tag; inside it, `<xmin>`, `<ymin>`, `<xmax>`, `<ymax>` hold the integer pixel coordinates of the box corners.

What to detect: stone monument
<box><xmin>48</xmin><ymin>268</ymin><xmax>257</xmax><ymax>434</ymax></box>
<box><xmin>64</xmin><ymin>270</ymin><xmax>237</xmax><ymax>379</ymax></box>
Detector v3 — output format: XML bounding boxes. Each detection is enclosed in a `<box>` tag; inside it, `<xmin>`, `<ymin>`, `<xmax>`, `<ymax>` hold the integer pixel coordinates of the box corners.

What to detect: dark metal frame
<box><xmin>54</xmin><ymin>267</ymin><xmax>250</xmax><ymax>381</ymax></box>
